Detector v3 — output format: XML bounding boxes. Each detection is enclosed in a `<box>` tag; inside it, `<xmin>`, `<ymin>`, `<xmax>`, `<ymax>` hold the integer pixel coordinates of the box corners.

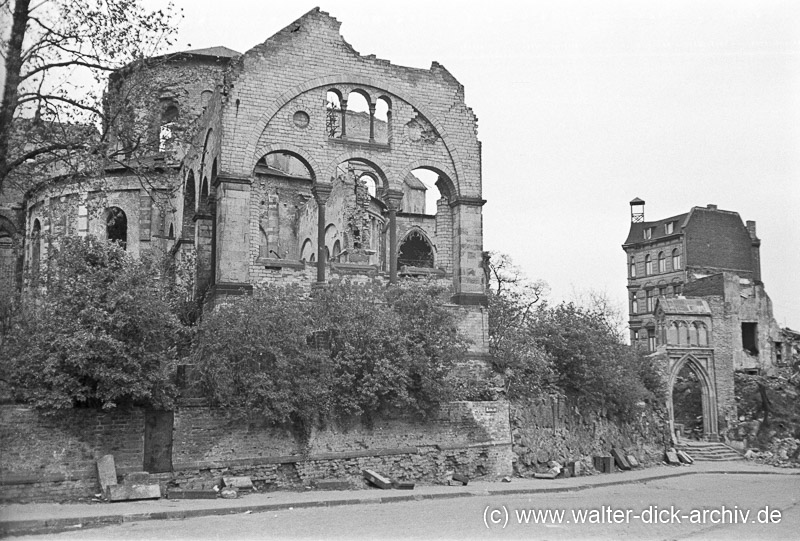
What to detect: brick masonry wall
<box><xmin>0</xmin><ymin>401</ymin><xmax>511</xmax><ymax>501</ymax></box>
<box><xmin>0</xmin><ymin>406</ymin><xmax>145</xmax><ymax>502</ymax></box>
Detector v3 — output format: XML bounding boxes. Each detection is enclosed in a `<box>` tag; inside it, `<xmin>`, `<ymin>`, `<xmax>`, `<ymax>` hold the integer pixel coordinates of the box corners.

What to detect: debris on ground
<box><xmin>362</xmin><ymin>469</ymin><xmax>393</xmax><ymax>489</ymax></box>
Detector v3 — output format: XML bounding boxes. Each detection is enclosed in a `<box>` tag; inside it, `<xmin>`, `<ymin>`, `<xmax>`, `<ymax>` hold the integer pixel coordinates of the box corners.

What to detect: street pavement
<box><xmin>1</xmin><ymin>461</ymin><xmax>797</xmax><ymax>538</ymax></box>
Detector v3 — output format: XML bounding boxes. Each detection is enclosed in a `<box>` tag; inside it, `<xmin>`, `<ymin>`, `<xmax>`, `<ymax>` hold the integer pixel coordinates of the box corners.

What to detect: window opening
<box><xmin>106</xmin><ymin>207</ymin><xmax>128</xmax><ymax>249</ymax></box>
<box><xmin>398</xmin><ymin>230</ymin><xmax>434</xmax><ymax>269</ymax></box>
<box><xmin>630</xmin><ymin>256</ymin><xmax>636</xmax><ymax>278</ymax></box>
<box><xmin>658</xmin><ymin>251</ymin><xmax>666</xmax><ymax>272</ymax></box>
<box><xmin>345</xmin><ymin>91</ymin><xmax>370</xmax><ymax>142</ymax></box>
<box><xmin>646</xmin><ymin>289</ymin><xmax>655</xmax><ymax>312</ymax></box>
<box><xmin>159</xmin><ymin>104</ymin><xmax>179</xmax><ymax>152</ymax></box>
<box><xmin>742</xmin><ymin>323</ymin><xmax>758</xmax><ymax>355</ymax></box>
<box><xmin>645</xmin><ymin>254</ymin><xmax>653</xmax><ymax>275</ymax></box>
<box><xmin>672</xmin><ymin>248</ymin><xmax>681</xmax><ymax>270</ymax></box>
<box><xmin>326</xmin><ymin>90</ymin><xmax>342</xmax><ymax>138</ymax></box>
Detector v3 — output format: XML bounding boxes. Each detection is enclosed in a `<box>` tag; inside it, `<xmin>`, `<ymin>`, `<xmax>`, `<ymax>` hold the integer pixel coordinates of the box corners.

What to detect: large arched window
<box><xmin>672</xmin><ymin>248</ymin><xmax>681</xmax><ymax>270</ymax></box>
<box><xmin>629</xmin><ymin>256</ymin><xmax>636</xmax><ymax>278</ymax></box>
<box><xmin>645</xmin><ymin>254</ymin><xmax>653</xmax><ymax>275</ymax></box>
<box><xmin>658</xmin><ymin>251</ymin><xmax>666</xmax><ymax>273</ymax></box>
<box><xmin>106</xmin><ymin>207</ymin><xmax>127</xmax><ymax>249</ymax></box>
<box><xmin>631</xmin><ymin>294</ymin><xmax>638</xmax><ymax>314</ymax></box>
<box><xmin>398</xmin><ymin>230</ymin><xmax>434</xmax><ymax>269</ymax></box>
<box><xmin>358</xmin><ymin>173</ymin><xmax>377</xmax><ymax>198</ymax></box>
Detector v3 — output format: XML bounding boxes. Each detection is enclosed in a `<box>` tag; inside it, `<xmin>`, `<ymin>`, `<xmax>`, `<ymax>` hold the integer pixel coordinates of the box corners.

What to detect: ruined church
<box><xmin>1</xmin><ymin>8</ymin><xmax>489</xmax><ymax>354</ymax></box>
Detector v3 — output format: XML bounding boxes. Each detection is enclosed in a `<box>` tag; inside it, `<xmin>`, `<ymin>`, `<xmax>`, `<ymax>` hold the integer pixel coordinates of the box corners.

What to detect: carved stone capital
<box><xmin>312</xmin><ymin>184</ymin><xmax>333</xmax><ymax>204</ymax></box>
<box><xmin>383</xmin><ymin>188</ymin><xmax>404</xmax><ymax>211</ymax></box>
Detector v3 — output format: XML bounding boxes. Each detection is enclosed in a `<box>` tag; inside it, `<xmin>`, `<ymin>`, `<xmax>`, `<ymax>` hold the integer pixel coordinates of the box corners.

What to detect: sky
<box><xmin>19</xmin><ymin>0</ymin><xmax>798</xmax><ymax>328</ymax></box>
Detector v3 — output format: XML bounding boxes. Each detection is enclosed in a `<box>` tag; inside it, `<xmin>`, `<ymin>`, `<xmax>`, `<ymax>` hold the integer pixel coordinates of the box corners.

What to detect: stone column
<box><xmin>368</xmin><ymin>103</ymin><xmax>376</xmax><ymax>143</ymax></box>
<box><xmin>340</xmin><ymin>99</ymin><xmax>348</xmax><ymax>139</ymax></box>
<box><xmin>384</xmin><ymin>189</ymin><xmax>404</xmax><ymax>284</ymax></box>
<box><xmin>312</xmin><ymin>184</ymin><xmax>332</xmax><ymax>284</ymax></box>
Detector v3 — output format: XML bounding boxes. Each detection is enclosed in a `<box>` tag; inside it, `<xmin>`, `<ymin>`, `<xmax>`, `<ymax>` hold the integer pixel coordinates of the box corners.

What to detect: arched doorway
<box><xmin>672</xmin><ymin>363</ymin><xmax>703</xmax><ymax>440</ymax></box>
<box><xmin>668</xmin><ymin>355</ymin><xmax>719</xmax><ymax>441</ymax></box>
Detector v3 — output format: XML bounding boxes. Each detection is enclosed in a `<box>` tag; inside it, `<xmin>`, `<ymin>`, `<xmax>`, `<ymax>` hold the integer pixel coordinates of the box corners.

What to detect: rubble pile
<box><xmin>743</xmin><ymin>437</ymin><xmax>800</xmax><ymax>468</ymax></box>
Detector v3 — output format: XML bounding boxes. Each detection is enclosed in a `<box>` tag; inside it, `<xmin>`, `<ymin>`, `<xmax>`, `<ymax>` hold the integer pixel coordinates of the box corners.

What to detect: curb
<box><xmin>2</xmin><ymin>468</ymin><xmax>798</xmax><ymax>537</ymax></box>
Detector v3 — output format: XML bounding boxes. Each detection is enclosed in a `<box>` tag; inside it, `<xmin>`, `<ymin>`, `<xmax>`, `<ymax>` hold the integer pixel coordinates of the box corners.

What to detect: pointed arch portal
<box><xmin>667</xmin><ymin>354</ymin><xmax>719</xmax><ymax>441</ymax></box>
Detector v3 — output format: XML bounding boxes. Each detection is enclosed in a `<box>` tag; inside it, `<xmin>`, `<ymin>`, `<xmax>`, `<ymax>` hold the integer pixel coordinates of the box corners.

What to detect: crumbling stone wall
<box><xmin>511</xmin><ymin>397</ymin><xmax>668</xmax><ymax>476</ymax></box>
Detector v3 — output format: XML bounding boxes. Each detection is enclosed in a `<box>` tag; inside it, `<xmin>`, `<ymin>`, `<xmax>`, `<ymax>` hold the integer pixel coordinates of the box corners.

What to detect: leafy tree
<box><xmin>0</xmin><ymin>235</ymin><xmax>188</xmax><ymax>410</ymax></box>
<box><xmin>485</xmin><ymin>252</ymin><xmax>554</xmax><ymax>400</ymax></box>
<box><xmin>484</xmin><ymin>252</ymin><xmax>665</xmax><ymax>417</ymax></box>
<box><xmin>0</xmin><ymin>0</ymin><xmax>179</xmax><ymax>196</ymax></box>
<box><xmin>528</xmin><ymin>302</ymin><xmax>664</xmax><ymax>418</ymax></box>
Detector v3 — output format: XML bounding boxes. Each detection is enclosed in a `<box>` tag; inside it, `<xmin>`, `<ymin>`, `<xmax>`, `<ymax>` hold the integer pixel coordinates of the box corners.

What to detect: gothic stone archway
<box><xmin>667</xmin><ymin>353</ymin><xmax>719</xmax><ymax>442</ymax></box>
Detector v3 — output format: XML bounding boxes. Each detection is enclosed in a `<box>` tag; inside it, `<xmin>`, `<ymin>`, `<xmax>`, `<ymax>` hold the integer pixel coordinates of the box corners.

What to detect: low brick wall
<box><xmin>0</xmin><ymin>401</ymin><xmax>512</xmax><ymax>502</ymax></box>
<box><xmin>0</xmin><ymin>406</ymin><xmax>146</xmax><ymax>502</ymax></box>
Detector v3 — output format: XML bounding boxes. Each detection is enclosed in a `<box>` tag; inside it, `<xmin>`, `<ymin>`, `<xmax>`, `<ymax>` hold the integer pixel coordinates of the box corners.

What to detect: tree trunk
<box><xmin>0</xmin><ymin>0</ymin><xmax>31</xmax><ymax>191</ymax></box>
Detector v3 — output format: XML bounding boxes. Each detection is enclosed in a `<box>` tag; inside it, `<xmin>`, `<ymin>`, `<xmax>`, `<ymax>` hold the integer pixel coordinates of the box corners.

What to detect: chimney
<box><xmin>706</xmin><ymin>204</ymin><xmax>717</xmax><ymax>210</ymax></box>
<box><xmin>746</xmin><ymin>220</ymin><xmax>762</xmax><ymax>283</ymax></box>
<box><xmin>630</xmin><ymin>198</ymin><xmax>645</xmax><ymax>223</ymax></box>
<box><xmin>746</xmin><ymin>220</ymin><xmax>757</xmax><ymax>239</ymax></box>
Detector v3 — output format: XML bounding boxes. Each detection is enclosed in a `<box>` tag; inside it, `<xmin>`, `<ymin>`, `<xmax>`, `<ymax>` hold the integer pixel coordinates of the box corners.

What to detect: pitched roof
<box><xmin>656</xmin><ymin>297</ymin><xmax>712</xmax><ymax>316</ymax></box>
<box><xmin>623</xmin><ymin>212</ymin><xmax>688</xmax><ymax>246</ymax></box>
<box><xmin>180</xmin><ymin>46</ymin><xmax>241</xmax><ymax>58</ymax></box>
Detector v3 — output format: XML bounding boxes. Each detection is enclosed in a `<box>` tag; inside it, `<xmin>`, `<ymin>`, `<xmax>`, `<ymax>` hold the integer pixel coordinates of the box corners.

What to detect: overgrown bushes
<box><xmin>191</xmin><ymin>280</ymin><xmax>469</xmax><ymax>438</ymax></box>
<box><xmin>0</xmin><ymin>236</ymin><xmax>189</xmax><ymax>410</ymax></box>
<box><xmin>486</xmin><ymin>253</ymin><xmax>665</xmax><ymax>420</ymax></box>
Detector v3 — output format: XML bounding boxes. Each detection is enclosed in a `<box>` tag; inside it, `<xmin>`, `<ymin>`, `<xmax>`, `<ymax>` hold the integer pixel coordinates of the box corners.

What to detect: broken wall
<box><xmin>0</xmin><ymin>401</ymin><xmax>511</xmax><ymax>502</ymax></box>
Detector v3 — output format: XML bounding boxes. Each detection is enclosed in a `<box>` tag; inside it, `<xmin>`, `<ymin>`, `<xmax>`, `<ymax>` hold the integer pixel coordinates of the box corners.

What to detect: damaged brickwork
<box><xmin>0</xmin><ymin>402</ymin><xmax>511</xmax><ymax>502</ymax></box>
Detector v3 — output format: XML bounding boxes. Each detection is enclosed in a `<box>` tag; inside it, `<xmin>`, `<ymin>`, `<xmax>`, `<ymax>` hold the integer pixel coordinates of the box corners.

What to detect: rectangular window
<box><xmin>665</xmin><ymin>222</ymin><xmax>674</xmax><ymax>235</ymax></box>
<box><xmin>742</xmin><ymin>323</ymin><xmax>758</xmax><ymax>355</ymax></box>
<box><xmin>648</xmin><ymin>329</ymin><xmax>656</xmax><ymax>351</ymax></box>
<box><xmin>643</xmin><ymin>227</ymin><xmax>653</xmax><ymax>240</ymax></box>
<box><xmin>659</xmin><ymin>287</ymin><xmax>666</xmax><ymax>297</ymax></box>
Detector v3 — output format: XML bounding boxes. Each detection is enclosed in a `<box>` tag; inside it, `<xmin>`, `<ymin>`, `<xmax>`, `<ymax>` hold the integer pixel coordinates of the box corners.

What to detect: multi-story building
<box><xmin>624</xmin><ymin>199</ymin><xmax>784</xmax><ymax>441</ymax></box>
<box><xmin>622</xmin><ymin>199</ymin><xmax>761</xmax><ymax>350</ymax></box>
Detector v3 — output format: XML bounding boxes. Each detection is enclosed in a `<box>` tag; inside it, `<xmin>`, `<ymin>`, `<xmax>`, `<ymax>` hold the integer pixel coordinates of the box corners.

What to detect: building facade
<box><xmin>622</xmin><ymin>199</ymin><xmax>761</xmax><ymax>350</ymax></box>
<box><xmin>2</xmin><ymin>9</ymin><xmax>489</xmax><ymax>357</ymax></box>
<box><xmin>625</xmin><ymin>199</ymin><xmax>783</xmax><ymax>441</ymax></box>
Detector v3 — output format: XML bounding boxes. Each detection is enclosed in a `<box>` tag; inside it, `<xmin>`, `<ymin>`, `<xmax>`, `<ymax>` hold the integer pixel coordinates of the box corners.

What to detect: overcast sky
<box><xmin>154</xmin><ymin>0</ymin><xmax>799</xmax><ymax>328</ymax></box>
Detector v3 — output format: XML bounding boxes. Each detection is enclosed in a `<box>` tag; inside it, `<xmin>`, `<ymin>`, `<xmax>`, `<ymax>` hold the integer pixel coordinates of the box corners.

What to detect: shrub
<box><xmin>0</xmin><ymin>236</ymin><xmax>187</xmax><ymax>410</ymax></box>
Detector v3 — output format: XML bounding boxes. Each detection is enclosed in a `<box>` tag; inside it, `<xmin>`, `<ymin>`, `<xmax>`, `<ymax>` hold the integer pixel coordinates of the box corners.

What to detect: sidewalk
<box><xmin>1</xmin><ymin>461</ymin><xmax>796</xmax><ymax>537</ymax></box>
